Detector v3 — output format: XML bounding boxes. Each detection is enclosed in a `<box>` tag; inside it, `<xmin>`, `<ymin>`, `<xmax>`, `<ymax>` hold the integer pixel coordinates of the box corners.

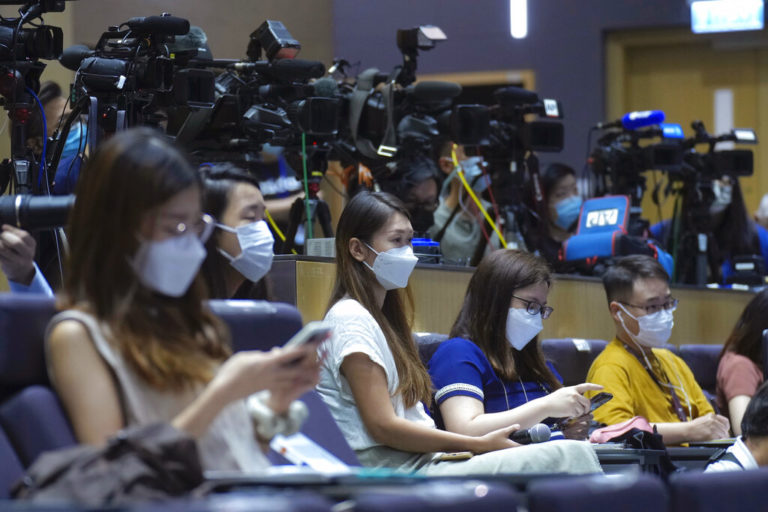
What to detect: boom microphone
<box><xmin>233</xmin><ymin>59</ymin><xmax>325</xmax><ymax>82</ymax></box>
<box><xmin>494</xmin><ymin>86</ymin><xmax>540</xmax><ymax>106</ymax></box>
<box><xmin>597</xmin><ymin>110</ymin><xmax>666</xmax><ymax>130</ymax></box>
<box><xmin>407</xmin><ymin>81</ymin><xmax>462</xmax><ymax>102</ymax></box>
<box><xmin>510</xmin><ymin>423</ymin><xmax>551</xmax><ymax>445</ymax></box>
<box><xmin>124</xmin><ymin>15</ymin><xmax>190</xmax><ymax>36</ymax></box>
<box><xmin>60</xmin><ymin>44</ymin><xmax>94</xmax><ymax>71</ymax></box>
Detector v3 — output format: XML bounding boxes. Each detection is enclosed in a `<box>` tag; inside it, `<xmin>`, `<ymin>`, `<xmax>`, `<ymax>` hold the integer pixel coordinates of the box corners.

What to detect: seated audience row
<box><xmin>8</xmin><ymin>128</ymin><xmax>766</xmax><ymax>483</ymax></box>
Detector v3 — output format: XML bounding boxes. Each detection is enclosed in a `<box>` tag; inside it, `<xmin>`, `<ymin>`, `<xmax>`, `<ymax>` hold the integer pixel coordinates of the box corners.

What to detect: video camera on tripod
<box><xmin>0</xmin><ymin>0</ymin><xmax>75</xmax><ymax>196</ymax></box>
<box><xmin>664</xmin><ymin>120</ymin><xmax>758</xmax><ymax>285</ymax></box>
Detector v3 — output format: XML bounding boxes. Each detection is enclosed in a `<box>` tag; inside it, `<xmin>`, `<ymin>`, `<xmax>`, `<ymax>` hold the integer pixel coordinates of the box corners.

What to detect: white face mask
<box><xmin>617</xmin><ymin>303</ymin><xmax>675</xmax><ymax>348</ymax></box>
<box><xmin>130</xmin><ymin>233</ymin><xmax>207</xmax><ymax>297</ymax></box>
<box><xmin>364</xmin><ymin>244</ymin><xmax>418</xmax><ymax>290</ymax></box>
<box><xmin>217</xmin><ymin>220</ymin><xmax>274</xmax><ymax>283</ymax></box>
<box><xmin>505</xmin><ymin>307</ymin><xmax>543</xmax><ymax>351</ymax></box>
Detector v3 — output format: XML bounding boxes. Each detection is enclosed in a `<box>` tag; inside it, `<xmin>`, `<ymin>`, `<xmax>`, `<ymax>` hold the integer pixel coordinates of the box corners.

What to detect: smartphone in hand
<box><xmin>589</xmin><ymin>392</ymin><xmax>613</xmax><ymax>412</ymax></box>
<box><xmin>283</xmin><ymin>321</ymin><xmax>333</xmax><ymax>349</ymax></box>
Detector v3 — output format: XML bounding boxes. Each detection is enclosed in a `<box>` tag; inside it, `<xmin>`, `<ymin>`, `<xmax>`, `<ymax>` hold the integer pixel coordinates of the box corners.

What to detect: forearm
<box><xmin>653</xmin><ymin>422</ymin><xmax>692</xmax><ymax>445</ymax></box>
<box><xmin>369</xmin><ymin>415</ymin><xmax>483</xmax><ymax>454</ymax></box>
<box><xmin>447</xmin><ymin>399</ymin><xmax>549</xmax><ymax>436</ymax></box>
<box><xmin>172</xmin><ymin>382</ymin><xmax>230</xmax><ymax>439</ymax></box>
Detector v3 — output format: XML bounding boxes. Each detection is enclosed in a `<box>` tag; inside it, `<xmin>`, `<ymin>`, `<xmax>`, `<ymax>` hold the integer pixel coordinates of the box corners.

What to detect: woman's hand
<box><xmin>267</xmin><ymin>344</ymin><xmax>322</xmax><ymax>414</ymax></box>
<box><xmin>471</xmin><ymin>424</ymin><xmax>521</xmax><ymax>454</ymax></box>
<box><xmin>561</xmin><ymin>413</ymin><xmax>592</xmax><ymax>440</ymax></box>
<box><xmin>210</xmin><ymin>345</ymin><xmax>320</xmax><ymax>405</ymax></box>
<box><xmin>543</xmin><ymin>383</ymin><xmax>603</xmax><ymax>418</ymax></box>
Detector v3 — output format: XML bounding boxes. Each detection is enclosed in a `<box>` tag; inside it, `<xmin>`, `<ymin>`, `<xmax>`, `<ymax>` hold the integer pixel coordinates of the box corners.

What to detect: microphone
<box><xmin>596</xmin><ymin>110</ymin><xmax>665</xmax><ymax>130</ymax></box>
<box><xmin>124</xmin><ymin>15</ymin><xmax>190</xmax><ymax>36</ymax></box>
<box><xmin>494</xmin><ymin>86</ymin><xmax>540</xmax><ymax>106</ymax></box>
<box><xmin>510</xmin><ymin>423</ymin><xmax>551</xmax><ymax>445</ymax></box>
<box><xmin>60</xmin><ymin>44</ymin><xmax>94</xmax><ymax>71</ymax></box>
<box><xmin>233</xmin><ymin>59</ymin><xmax>325</xmax><ymax>81</ymax></box>
<box><xmin>406</xmin><ymin>81</ymin><xmax>462</xmax><ymax>102</ymax></box>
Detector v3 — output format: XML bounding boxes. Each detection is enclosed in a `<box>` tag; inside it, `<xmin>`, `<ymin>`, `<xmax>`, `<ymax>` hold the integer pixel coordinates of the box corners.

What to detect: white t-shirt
<box><xmin>705</xmin><ymin>437</ymin><xmax>759</xmax><ymax>472</ymax></box>
<box><xmin>317</xmin><ymin>298</ymin><xmax>435</xmax><ymax>451</ymax></box>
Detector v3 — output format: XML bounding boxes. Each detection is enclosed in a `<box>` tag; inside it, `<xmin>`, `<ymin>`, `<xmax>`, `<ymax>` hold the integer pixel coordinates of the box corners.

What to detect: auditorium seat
<box><xmin>675</xmin><ymin>344</ymin><xmax>722</xmax><ymax>410</ymax></box>
<box><xmin>527</xmin><ymin>473</ymin><xmax>668</xmax><ymax>512</ymax></box>
<box><xmin>0</xmin><ymin>425</ymin><xmax>24</xmax><ymax>499</ymax></box>
<box><xmin>0</xmin><ymin>385</ymin><xmax>76</xmax><ymax>468</ymax></box>
<box><xmin>669</xmin><ymin>466</ymin><xmax>768</xmax><ymax>512</ymax></box>
<box><xmin>209</xmin><ymin>300</ymin><xmax>304</xmax><ymax>352</ymax></box>
<box><xmin>351</xmin><ymin>480</ymin><xmax>519</xmax><ymax>512</ymax></box>
<box><xmin>415</xmin><ymin>332</ymin><xmax>449</xmax><ymax>365</ymax></box>
<box><xmin>540</xmin><ymin>338</ymin><xmax>609</xmax><ymax>386</ymax></box>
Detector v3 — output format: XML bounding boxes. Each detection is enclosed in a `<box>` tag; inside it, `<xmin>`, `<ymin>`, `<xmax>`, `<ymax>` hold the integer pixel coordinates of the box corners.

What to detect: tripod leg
<box><xmin>315</xmin><ymin>200</ymin><xmax>334</xmax><ymax>238</ymax></box>
<box><xmin>282</xmin><ymin>197</ymin><xmax>306</xmax><ymax>254</ymax></box>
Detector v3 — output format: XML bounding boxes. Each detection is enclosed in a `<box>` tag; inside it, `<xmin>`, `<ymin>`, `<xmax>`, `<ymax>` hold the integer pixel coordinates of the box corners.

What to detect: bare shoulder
<box><xmin>47</xmin><ymin>318</ymin><xmax>95</xmax><ymax>353</ymax></box>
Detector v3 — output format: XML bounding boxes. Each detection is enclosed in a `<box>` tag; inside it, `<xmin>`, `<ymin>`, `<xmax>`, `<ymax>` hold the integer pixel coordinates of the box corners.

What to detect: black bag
<box><xmin>608</xmin><ymin>426</ymin><xmax>681</xmax><ymax>480</ymax></box>
<box><xmin>12</xmin><ymin>422</ymin><xmax>205</xmax><ymax>506</ymax></box>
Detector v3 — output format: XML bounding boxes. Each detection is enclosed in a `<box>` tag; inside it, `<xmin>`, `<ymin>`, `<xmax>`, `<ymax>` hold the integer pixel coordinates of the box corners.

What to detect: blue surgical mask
<box><xmin>62</xmin><ymin>122</ymin><xmax>87</xmax><ymax>160</ymax></box>
<box><xmin>553</xmin><ymin>195</ymin><xmax>582</xmax><ymax>230</ymax></box>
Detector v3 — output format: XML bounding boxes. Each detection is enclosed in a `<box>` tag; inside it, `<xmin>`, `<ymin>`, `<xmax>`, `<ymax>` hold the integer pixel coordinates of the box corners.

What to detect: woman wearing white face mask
<box><xmin>318</xmin><ymin>193</ymin><xmax>601</xmax><ymax>476</ymax></box>
<box><xmin>200</xmin><ymin>164</ymin><xmax>275</xmax><ymax>300</ymax></box>
<box><xmin>650</xmin><ymin>175</ymin><xmax>768</xmax><ymax>284</ymax></box>
<box><xmin>429</xmin><ymin>250</ymin><xmax>602</xmax><ymax>441</ymax></box>
<box><xmin>46</xmin><ymin>129</ymin><xmax>320</xmax><ymax>470</ymax></box>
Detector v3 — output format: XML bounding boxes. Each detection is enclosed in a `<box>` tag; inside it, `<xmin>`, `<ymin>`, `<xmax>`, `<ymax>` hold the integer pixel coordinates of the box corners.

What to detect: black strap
<box><xmin>624</xmin><ymin>344</ymin><xmax>689</xmax><ymax>422</ymax></box>
<box><xmin>433</xmin><ymin>203</ymin><xmax>462</xmax><ymax>243</ymax></box>
<box><xmin>708</xmin><ymin>448</ymin><xmax>743</xmax><ymax>468</ymax></box>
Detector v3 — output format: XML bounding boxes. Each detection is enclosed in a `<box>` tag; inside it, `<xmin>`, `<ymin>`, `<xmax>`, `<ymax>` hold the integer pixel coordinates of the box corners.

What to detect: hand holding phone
<box><xmin>283</xmin><ymin>321</ymin><xmax>333</xmax><ymax>349</ymax></box>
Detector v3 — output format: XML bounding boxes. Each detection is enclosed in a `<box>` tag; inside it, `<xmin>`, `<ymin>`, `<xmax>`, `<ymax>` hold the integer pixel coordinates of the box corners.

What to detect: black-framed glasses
<box><xmin>620</xmin><ymin>298</ymin><xmax>679</xmax><ymax>315</ymax></box>
<box><xmin>511</xmin><ymin>295</ymin><xmax>554</xmax><ymax>319</ymax></box>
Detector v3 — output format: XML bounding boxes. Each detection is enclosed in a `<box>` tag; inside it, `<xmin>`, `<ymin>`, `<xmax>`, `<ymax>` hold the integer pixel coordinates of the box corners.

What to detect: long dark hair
<box><xmin>63</xmin><ymin>128</ymin><xmax>229</xmax><ymax>391</ymax></box>
<box><xmin>719</xmin><ymin>288</ymin><xmax>768</xmax><ymax>371</ymax></box>
<box><xmin>450</xmin><ymin>249</ymin><xmax>561</xmax><ymax>390</ymax></box>
<box><xmin>328</xmin><ymin>191</ymin><xmax>432</xmax><ymax>408</ymax></box>
<box><xmin>714</xmin><ymin>178</ymin><xmax>761</xmax><ymax>261</ymax></box>
<box><xmin>199</xmin><ymin>163</ymin><xmax>271</xmax><ymax>300</ymax></box>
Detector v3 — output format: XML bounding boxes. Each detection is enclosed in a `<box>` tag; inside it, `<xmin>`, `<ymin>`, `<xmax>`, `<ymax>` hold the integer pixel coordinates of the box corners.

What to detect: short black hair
<box><xmin>742</xmin><ymin>381</ymin><xmax>768</xmax><ymax>440</ymax></box>
<box><xmin>602</xmin><ymin>255</ymin><xmax>670</xmax><ymax>304</ymax></box>
<box><xmin>378</xmin><ymin>154</ymin><xmax>440</xmax><ymax>200</ymax></box>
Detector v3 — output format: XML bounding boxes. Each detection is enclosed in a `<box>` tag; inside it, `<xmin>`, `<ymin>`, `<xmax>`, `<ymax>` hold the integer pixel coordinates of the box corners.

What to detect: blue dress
<box><xmin>427</xmin><ymin>337</ymin><xmax>563</xmax><ymax>430</ymax></box>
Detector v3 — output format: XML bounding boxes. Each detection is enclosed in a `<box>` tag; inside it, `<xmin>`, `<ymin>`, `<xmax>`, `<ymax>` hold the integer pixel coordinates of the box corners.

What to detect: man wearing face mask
<box><xmin>650</xmin><ymin>175</ymin><xmax>768</xmax><ymax>284</ymax></box>
<box><xmin>428</xmin><ymin>139</ymin><xmax>497</xmax><ymax>266</ymax></box>
<box><xmin>586</xmin><ymin>255</ymin><xmax>731</xmax><ymax>445</ymax></box>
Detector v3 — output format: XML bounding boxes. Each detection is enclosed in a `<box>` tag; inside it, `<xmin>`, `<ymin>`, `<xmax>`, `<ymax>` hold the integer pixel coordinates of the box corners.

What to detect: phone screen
<box><xmin>589</xmin><ymin>392</ymin><xmax>613</xmax><ymax>412</ymax></box>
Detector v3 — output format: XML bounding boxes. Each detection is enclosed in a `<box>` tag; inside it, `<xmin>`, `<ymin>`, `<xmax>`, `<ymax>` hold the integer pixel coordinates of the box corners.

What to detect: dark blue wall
<box><xmin>333</xmin><ymin>0</ymin><xmax>689</xmax><ymax>168</ymax></box>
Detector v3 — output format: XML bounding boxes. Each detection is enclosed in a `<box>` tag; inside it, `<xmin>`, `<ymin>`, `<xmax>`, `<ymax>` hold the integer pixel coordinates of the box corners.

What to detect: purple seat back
<box><xmin>209</xmin><ymin>300</ymin><xmax>303</xmax><ymax>352</ymax></box>
<box><xmin>0</xmin><ymin>425</ymin><xmax>23</xmax><ymax>498</ymax></box>
<box><xmin>540</xmin><ymin>338</ymin><xmax>609</xmax><ymax>386</ymax></box>
<box><xmin>0</xmin><ymin>294</ymin><xmax>57</xmax><ymax>398</ymax></box>
<box><xmin>352</xmin><ymin>480</ymin><xmax>519</xmax><ymax>512</ymax></box>
<box><xmin>415</xmin><ymin>333</ymin><xmax>449</xmax><ymax>365</ymax></box>
<box><xmin>0</xmin><ymin>386</ymin><xmax>77</xmax><ymax>468</ymax></box>
<box><xmin>528</xmin><ymin>474</ymin><xmax>668</xmax><ymax>512</ymax></box>
<box><xmin>676</xmin><ymin>344</ymin><xmax>723</xmax><ymax>410</ymax></box>
<box><xmin>670</xmin><ymin>466</ymin><xmax>768</xmax><ymax>512</ymax></box>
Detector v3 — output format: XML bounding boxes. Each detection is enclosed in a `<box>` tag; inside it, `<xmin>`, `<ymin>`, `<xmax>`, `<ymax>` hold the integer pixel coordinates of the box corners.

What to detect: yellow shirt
<box><xmin>586</xmin><ymin>338</ymin><xmax>714</xmax><ymax>426</ymax></box>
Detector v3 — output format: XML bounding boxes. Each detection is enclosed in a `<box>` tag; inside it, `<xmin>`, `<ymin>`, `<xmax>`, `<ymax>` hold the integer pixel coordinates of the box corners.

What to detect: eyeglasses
<box><xmin>170</xmin><ymin>213</ymin><xmax>215</xmax><ymax>243</ymax></box>
<box><xmin>620</xmin><ymin>298</ymin><xmax>679</xmax><ymax>315</ymax></box>
<box><xmin>511</xmin><ymin>295</ymin><xmax>554</xmax><ymax>319</ymax></box>
<box><xmin>403</xmin><ymin>199</ymin><xmax>439</xmax><ymax>213</ymax></box>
